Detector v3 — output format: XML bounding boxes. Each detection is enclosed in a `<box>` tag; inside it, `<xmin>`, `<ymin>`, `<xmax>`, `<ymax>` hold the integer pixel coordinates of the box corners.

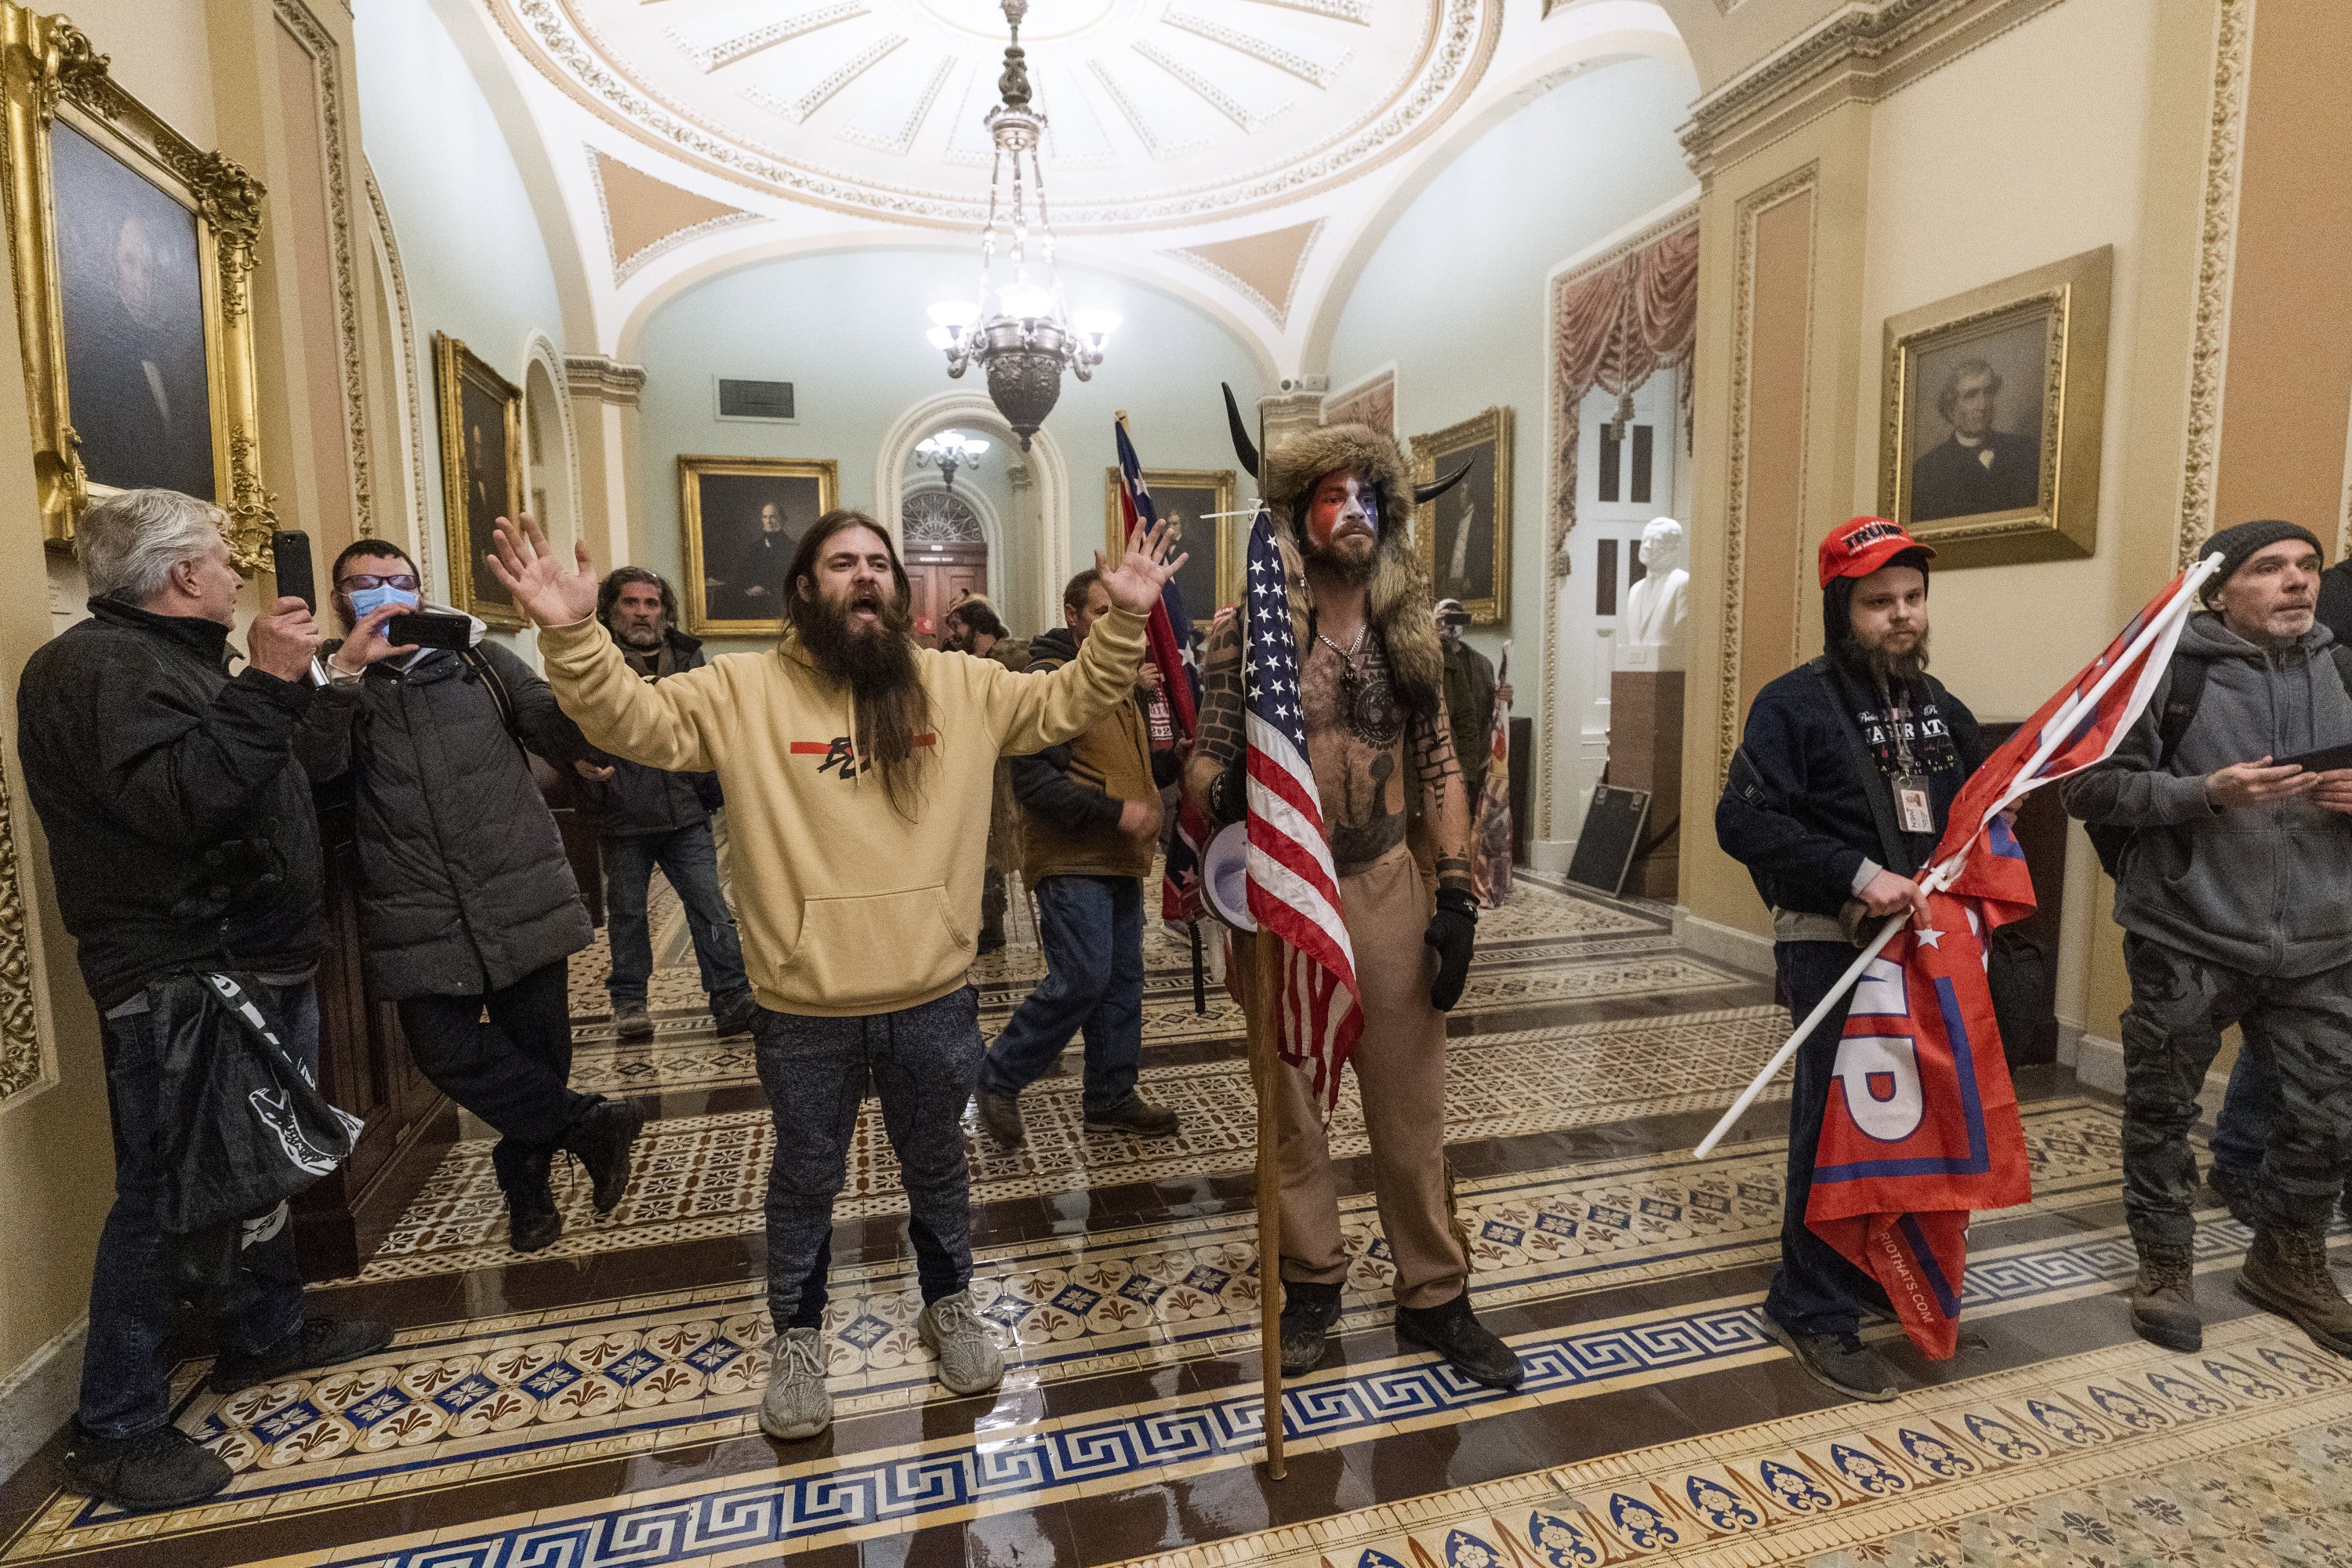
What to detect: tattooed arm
<box><xmin>1415</xmin><ymin>687</ymin><xmax>1473</xmax><ymax>895</ymax></box>
<box><xmin>1188</xmin><ymin>612</ymin><xmax>1247</xmax><ymax>825</ymax></box>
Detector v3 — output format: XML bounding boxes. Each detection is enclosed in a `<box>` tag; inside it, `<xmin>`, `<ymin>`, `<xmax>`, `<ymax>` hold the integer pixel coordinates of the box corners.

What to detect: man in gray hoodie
<box><xmin>2063</xmin><ymin>518</ymin><xmax>2352</xmax><ymax>1359</ymax></box>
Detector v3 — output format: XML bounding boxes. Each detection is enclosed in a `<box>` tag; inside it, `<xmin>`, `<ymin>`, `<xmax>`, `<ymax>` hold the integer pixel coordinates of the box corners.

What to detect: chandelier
<box><xmin>913</xmin><ymin>430</ymin><xmax>989</xmax><ymax>490</ymax></box>
<box><xmin>925</xmin><ymin>0</ymin><xmax>1117</xmax><ymax>449</ymax></box>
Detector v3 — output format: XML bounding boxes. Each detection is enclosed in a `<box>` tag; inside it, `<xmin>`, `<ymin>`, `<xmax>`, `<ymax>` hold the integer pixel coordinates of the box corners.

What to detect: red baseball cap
<box><xmin>1817</xmin><ymin>515</ymin><xmax>1935</xmax><ymax>588</ymax></box>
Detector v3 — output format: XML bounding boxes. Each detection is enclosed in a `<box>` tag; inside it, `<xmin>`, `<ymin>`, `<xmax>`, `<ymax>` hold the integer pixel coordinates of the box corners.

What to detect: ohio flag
<box><xmin>1806</xmin><ymin>562</ymin><xmax>2211</xmax><ymax>1359</ymax></box>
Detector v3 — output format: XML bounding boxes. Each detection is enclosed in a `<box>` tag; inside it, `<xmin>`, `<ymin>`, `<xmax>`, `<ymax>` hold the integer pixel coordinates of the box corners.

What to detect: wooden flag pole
<box><xmin>1242</xmin><ymin>927</ymin><xmax>1287</xmax><ymax>1479</ymax></box>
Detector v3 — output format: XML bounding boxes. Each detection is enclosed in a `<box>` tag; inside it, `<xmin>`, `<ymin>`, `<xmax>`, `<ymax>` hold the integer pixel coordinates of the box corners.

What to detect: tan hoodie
<box><xmin>536</xmin><ymin>607</ymin><xmax>1147</xmax><ymax>1015</ymax></box>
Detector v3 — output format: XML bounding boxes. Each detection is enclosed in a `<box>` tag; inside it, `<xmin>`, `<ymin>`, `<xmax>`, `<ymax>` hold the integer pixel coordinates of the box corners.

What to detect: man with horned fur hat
<box><xmin>1190</xmin><ymin>417</ymin><xmax>1523</xmax><ymax>1389</ymax></box>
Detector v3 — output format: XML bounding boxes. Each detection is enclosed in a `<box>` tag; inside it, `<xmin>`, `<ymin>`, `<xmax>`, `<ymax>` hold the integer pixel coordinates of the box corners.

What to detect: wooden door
<box><xmin>904</xmin><ymin>542</ymin><xmax>988</xmax><ymax>648</ymax></box>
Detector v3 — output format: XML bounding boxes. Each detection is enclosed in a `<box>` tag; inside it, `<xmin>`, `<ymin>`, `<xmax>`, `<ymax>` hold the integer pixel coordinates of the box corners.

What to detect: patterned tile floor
<box><xmin>4</xmin><ymin>872</ymin><xmax>2344</xmax><ymax>1568</ymax></box>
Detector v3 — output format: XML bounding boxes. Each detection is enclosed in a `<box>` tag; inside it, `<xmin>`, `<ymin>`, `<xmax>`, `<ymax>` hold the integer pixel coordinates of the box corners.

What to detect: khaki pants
<box><xmin>1272</xmin><ymin>842</ymin><xmax>1467</xmax><ymax>1310</ymax></box>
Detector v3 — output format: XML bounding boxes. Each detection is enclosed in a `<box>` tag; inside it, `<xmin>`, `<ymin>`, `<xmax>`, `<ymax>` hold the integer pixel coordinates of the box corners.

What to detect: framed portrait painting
<box><xmin>1879</xmin><ymin>245</ymin><xmax>2111</xmax><ymax>566</ymax></box>
<box><xmin>433</xmin><ymin>335</ymin><xmax>525</xmax><ymax>630</ymax></box>
<box><xmin>0</xmin><ymin>5</ymin><xmax>270</xmax><ymax>564</ymax></box>
<box><xmin>1105</xmin><ymin>467</ymin><xmax>1236</xmax><ymax>633</ymax></box>
<box><xmin>1411</xmin><ymin>406</ymin><xmax>1513</xmax><ymax>625</ymax></box>
<box><xmin>681</xmin><ymin>456</ymin><xmax>838</xmax><ymax>636</ymax></box>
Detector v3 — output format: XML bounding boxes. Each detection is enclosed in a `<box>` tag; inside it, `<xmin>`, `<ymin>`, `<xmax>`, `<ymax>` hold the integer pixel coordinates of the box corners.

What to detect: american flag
<box><xmin>1113</xmin><ymin>417</ymin><xmax>1210</xmax><ymax>921</ymax></box>
<box><xmin>1241</xmin><ymin>506</ymin><xmax>1363</xmax><ymax>1111</ymax></box>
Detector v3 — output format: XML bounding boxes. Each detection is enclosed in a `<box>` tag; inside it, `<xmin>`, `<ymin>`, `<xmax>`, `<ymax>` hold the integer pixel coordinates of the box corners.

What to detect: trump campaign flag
<box><xmin>1113</xmin><ymin>416</ymin><xmax>1211</xmax><ymax>921</ymax></box>
<box><xmin>1802</xmin><ymin>557</ymin><xmax>2220</xmax><ymax>1358</ymax></box>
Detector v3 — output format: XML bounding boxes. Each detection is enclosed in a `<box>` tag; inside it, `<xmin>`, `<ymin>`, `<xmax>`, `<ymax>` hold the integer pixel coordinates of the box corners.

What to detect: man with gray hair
<box><xmin>1910</xmin><ymin>358</ymin><xmax>2040</xmax><ymax>522</ymax></box>
<box><xmin>16</xmin><ymin>490</ymin><xmax>394</xmax><ymax>1511</ymax></box>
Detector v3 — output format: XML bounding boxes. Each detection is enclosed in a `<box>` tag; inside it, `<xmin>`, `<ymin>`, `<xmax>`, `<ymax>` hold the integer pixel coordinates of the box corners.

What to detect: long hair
<box><xmin>597</xmin><ymin>566</ymin><xmax>679</xmax><ymax>631</ymax></box>
<box><xmin>785</xmin><ymin>510</ymin><xmax>934</xmax><ymax>816</ymax></box>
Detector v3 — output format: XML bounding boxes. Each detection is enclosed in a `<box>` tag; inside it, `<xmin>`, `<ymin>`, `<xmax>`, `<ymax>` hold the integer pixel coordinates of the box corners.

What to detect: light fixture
<box><xmin>914</xmin><ymin>430</ymin><xmax>990</xmax><ymax>490</ymax></box>
<box><xmin>925</xmin><ymin>0</ymin><xmax>1118</xmax><ymax>449</ymax></box>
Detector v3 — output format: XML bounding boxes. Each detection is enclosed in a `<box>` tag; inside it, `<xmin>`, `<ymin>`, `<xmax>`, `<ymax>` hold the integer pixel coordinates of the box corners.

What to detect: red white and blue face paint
<box><xmin>1305</xmin><ymin>471</ymin><xmax>1377</xmax><ymax>554</ymax></box>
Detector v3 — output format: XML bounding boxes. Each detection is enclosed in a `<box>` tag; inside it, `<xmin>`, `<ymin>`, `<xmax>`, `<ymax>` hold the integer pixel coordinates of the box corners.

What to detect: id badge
<box><xmin>1895</xmin><ymin>774</ymin><xmax>1934</xmax><ymax>834</ymax></box>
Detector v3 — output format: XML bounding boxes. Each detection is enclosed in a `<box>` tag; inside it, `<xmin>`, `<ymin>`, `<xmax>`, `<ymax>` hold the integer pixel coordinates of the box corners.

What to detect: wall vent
<box><xmin>716</xmin><ymin>378</ymin><xmax>796</xmax><ymax>422</ymax></box>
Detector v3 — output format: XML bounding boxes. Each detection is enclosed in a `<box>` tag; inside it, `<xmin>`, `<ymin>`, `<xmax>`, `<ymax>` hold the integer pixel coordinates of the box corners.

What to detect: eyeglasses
<box><xmin>339</xmin><ymin>572</ymin><xmax>419</xmax><ymax>592</ymax></box>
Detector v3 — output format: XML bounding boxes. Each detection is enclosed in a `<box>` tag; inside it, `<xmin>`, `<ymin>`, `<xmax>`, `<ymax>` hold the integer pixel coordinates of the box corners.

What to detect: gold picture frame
<box><xmin>1878</xmin><ymin>245</ymin><xmax>2111</xmax><ymax>568</ymax></box>
<box><xmin>432</xmin><ymin>333</ymin><xmax>525</xmax><ymax>630</ymax></box>
<box><xmin>1104</xmin><ymin>467</ymin><xmax>1236</xmax><ymax>630</ymax></box>
<box><xmin>680</xmin><ymin>454</ymin><xmax>838</xmax><ymax>636</ymax></box>
<box><xmin>1412</xmin><ymin>406</ymin><xmax>1513</xmax><ymax>625</ymax></box>
<box><xmin>0</xmin><ymin>5</ymin><xmax>271</xmax><ymax>566</ymax></box>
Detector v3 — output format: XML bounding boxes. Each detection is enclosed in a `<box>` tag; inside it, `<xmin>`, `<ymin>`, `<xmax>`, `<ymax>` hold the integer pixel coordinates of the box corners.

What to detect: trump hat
<box><xmin>1817</xmin><ymin>515</ymin><xmax>1935</xmax><ymax>588</ymax></box>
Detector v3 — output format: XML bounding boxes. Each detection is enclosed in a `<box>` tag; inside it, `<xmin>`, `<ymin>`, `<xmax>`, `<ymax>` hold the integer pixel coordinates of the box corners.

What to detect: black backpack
<box><xmin>2084</xmin><ymin>645</ymin><xmax>2352</xmax><ymax>876</ymax></box>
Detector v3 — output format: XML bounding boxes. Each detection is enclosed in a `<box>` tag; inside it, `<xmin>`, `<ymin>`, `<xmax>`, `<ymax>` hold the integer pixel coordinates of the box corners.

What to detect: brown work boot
<box><xmin>2128</xmin><ymin>1239</ymin><xmax>2200</xmax><ymax>1352</ymax></box>
<box><xmin>2237</xmin><ymin>1224</ymin><xmax>2352</xmax><ymax>1356</ymax></box>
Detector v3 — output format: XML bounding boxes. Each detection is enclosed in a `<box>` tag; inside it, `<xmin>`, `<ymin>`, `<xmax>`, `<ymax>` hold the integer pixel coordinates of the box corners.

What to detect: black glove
<box><xmin>1207</xmin><ymin>749</ymin><xmax>1248</xmax><ymax>825</ymax></box>
<box><xmin>1425</xmin><ymin>885</ymin><xmax>1477</xmax><ymax>1011</ymax></box>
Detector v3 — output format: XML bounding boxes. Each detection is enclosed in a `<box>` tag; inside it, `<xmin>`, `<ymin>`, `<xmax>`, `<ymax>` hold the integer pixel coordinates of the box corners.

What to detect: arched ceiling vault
<box><xmin>445</xmin><ymin>0</ymin><xmax>1690</xmax><ymax>374</ymax></box>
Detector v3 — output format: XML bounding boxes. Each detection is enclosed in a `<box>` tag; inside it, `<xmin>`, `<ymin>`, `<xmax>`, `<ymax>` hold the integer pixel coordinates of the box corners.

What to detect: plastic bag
<box><xmin>148</xmin><ymin>973</ymin><xmax>364</xmax><ymax>1236</ymax></box>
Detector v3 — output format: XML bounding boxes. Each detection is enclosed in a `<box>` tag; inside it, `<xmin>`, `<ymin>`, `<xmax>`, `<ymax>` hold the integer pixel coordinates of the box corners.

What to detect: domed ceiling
<box><xmin>488</xmin><ymin>0</ymin><xmax>1499</xmax><ymax>230</ymax></box>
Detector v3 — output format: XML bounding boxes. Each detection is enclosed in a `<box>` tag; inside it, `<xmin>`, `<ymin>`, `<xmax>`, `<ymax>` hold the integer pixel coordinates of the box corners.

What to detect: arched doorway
<box><xmin>901</xmin><ymin>486</ymin><xmax>989</xmax><ymax>648</ymax></box>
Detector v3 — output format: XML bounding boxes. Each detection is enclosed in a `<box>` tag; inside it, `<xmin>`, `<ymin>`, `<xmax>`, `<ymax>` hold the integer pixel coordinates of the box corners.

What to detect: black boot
<box><xmin>1279</xmin><ymin>1279</ymin><xmax>1343</xmax><ymax>1375</ymax></box>
<box><xmin>499</xmin><ymin>1144</ymin><xmax>562</xmax><ymax>1254</ymax></box>
<box><xmin>209</xmin><ymin>1317</ymin><xmax>394</xmax><ymax>1394</ymax></box>
<box><xmin>60</xmin><ymin>1421</ymin><xmax>230</xmax><ymax>1512</ymax></box>
<box><xmin>1396</xmin><ymin>1290</ymin><xmax>1523</xmax><ymax>1389</ymax></box>
<box><xmin>560</xmin><ymin>1097</ymin><xmax>648</xmax><ymax>1214</ymax></box>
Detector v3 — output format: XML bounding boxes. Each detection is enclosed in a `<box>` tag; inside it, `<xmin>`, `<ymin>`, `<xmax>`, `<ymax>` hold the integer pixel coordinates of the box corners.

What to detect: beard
<box><xmin>1303</xmin><ymin>529</ymin><xmax>1377</xmax><ymax>586</ymax></box>
<box><xmin>616</xmin><ymin>621</ymin><xmax>664</xmax><ymax>651</ymax></box>
<box><xmin>1852</xmin><ymin>626</ymin><xmax>1931</xmax><ymax>688</ymax></box>
<box><xmin>789</xmin><ymin>582</ymin><xmax>920</xmax><ymax>698</ymax></box>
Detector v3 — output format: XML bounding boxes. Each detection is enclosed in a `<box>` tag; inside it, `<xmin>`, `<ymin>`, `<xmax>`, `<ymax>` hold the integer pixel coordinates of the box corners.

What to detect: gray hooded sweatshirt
<box><xmin>2061</xmin><ymin>610</ymin><xmax>2352</xmax><ymax>977</ymax></box>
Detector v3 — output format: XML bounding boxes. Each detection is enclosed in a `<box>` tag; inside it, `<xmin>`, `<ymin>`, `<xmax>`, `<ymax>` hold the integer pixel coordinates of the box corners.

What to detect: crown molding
<box><xmin>564</xmin><ymin>354</ymin><xmax>648</xmax><ymax>405</ymax></box>
<box><xmin>1679</xmin><ymin>0</ymin><xmax>2068</xmax><ymax>180</ymax></box>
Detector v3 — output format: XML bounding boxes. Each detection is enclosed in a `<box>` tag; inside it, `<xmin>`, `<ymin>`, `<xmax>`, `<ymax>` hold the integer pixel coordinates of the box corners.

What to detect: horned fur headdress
<box><xmin>1222</xmin><ymin>384</ymin><xmax>1472</xmax><ymax>724</ymax></box>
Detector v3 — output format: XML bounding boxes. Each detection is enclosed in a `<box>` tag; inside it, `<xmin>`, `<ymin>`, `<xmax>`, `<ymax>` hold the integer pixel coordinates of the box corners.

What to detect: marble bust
<box><xmin>1617</xmin><ymin>517</ymin><xmax>1689</xmax><ymax>670</ymax></box>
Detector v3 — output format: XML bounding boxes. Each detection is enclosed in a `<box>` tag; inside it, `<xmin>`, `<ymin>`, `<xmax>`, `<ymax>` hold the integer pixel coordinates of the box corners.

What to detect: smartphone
<box><xmin>387</xmin><ymin>612</ymin><xmax>474</xmax><ymax>652</ymax></box>
<box><xmin>269</xmin><ymin>531</ymin><xmax>316</xmax><ymax>612</ymax></box>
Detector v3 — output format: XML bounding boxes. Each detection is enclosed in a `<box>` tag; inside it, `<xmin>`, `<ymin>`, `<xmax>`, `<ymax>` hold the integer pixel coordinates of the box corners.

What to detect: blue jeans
<box><xmin>981</xmin><ymin>875</ymin><xmax>1145</xmax><ymax>1113</ymax></box>
<box><xmin>1764</xmin><ymin>941</ymin><xmax>1893</xmax><ymax>1339</ymax></box>
<box><xmin>81</xmin><ymin>980</ymin><xmax>315</xmax><ymax>1439</ymax></box>
<box><xmin>602</xmin><ymin>824</ymin><xmax>751</xmax><ymax>1013</ymax></box>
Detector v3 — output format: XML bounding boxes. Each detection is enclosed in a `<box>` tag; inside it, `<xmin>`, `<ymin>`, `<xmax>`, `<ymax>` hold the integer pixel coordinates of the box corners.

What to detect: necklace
<box><xmin>1315</xmin><ymin>623</ymin><xmax>1369</xmax><ymax>666</ymax></box>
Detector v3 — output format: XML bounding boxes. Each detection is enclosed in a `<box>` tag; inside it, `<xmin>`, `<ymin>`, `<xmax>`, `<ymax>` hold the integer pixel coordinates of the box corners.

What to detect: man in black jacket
<box><xmin>575</xmin><ymin>569</ymin><xmax>753</xmax><ymax>1040</ymax></box>
<box><xmin>16</xmin><ymin>490</ymin><xmax>390</xmax><ymax>1510</ymax></box>
<box><xmin>303</xmin><ymin>539</ymin><xmax>644</xmax><ymax>1256</ymax></box>
<box><xmin>1716</xmin><ymin>514</ymin><xmax>1987</xmax><ymax>1403</ymax></box>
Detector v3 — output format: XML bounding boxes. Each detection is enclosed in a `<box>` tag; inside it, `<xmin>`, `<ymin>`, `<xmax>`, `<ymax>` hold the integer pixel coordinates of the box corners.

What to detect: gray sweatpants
<box><xmin>751</xmin><ymin>986</ymin><xmax>983</xmax><ymax>1330</ymax></box>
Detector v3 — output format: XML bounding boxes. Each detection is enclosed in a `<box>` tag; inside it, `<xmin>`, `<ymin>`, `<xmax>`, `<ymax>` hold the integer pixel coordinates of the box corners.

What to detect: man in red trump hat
<box><xmin>1715</xmin><ymin>516</ymin><xmax>1990</xmax><ymax>1401</ymax></box>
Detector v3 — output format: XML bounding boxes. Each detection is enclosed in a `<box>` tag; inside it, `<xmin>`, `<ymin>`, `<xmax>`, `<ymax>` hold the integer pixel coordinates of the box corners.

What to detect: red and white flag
<box><xmin>1806</xmin><ymin>561</ymin><xmax>2214</xmax><ymax>1358</ymax></box>
<box><xmin>1241</xmin><ymin>507</ymin><xmax>1362</xmax><ymax>1111</ymax></box>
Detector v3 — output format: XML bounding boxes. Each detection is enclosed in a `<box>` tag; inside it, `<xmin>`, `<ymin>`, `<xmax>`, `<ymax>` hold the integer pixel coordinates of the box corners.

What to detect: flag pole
<box><xmin>1242</xmin><ymin>927</ymin><xmax>1287</xmax><ymax>1479</ymax></box>
<box><xmin>1691</xmin><ymin>554</ymin><xmax>2221</xmax><ymax>1160</ymax></box>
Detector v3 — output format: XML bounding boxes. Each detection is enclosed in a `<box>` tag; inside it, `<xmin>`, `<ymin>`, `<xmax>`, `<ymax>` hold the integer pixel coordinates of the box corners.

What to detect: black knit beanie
<box><xmin>2197</xmin><ymin>518</ymin><xmax>2322</xmax><ymax>604</ymax></box>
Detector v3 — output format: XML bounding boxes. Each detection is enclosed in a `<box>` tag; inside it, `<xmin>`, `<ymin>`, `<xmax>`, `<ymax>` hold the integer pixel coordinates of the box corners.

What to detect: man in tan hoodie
<box><xmin>488</xmin><ymin>508</ymin><xmax>1181</xmax><ymax>1443</ymax></box>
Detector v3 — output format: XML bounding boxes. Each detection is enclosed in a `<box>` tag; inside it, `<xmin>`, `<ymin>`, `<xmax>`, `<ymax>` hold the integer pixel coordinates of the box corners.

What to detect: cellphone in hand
<box><xmin>386</xmin><ymin>612</ymin><xmax>473</xmax><ymax>651</ymax></box>
<box><xmin>269</xmin><ymin>531</ymin><xmax>316</xmax><ymax>613</ymax></box>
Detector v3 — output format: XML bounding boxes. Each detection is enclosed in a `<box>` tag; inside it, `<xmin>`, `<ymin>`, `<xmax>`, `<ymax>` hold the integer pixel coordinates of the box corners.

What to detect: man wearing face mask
<box><xmin>1189</xmin><ymin>423</ymin><xmax>1519</xmax><ymax>1392</ymax></box>
<box><xmin>300</xmin><ymin>541</ymin><xmax>646</xmax><ymax>1256</ymax></box>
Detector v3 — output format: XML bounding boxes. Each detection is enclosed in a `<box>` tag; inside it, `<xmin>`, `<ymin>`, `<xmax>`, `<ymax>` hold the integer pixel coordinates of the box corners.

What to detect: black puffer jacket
<box><xmin>303</xmin><ymin>638</ymin><xmax>593</xmax><ymax>1000</ymax></box>
<box><xmin>15</xmin><ymin>599</ymin><xmax>332</xmax><ymax>1009</ymax></box>
<box><xmin>572</xmin><ymin>626</ymin><xmax>723</xmax><ymax>837</ymax></box>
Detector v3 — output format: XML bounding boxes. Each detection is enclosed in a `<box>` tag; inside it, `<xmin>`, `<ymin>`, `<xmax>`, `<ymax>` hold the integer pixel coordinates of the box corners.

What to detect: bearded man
<box><xmin>1189</xmin><ymin>422</ymin><xmax>1523</xmax><ymax>1391</ymax></box>
<box><xmin>1716</xmin><ymin>515</ymin><xmax>1988</xmax><ymax>1403</ymax></box>
<box><xmin>489</xmin><ymin>507</ymin><xmax>1181</xmax><ymax>1443</ymax></box>
<box><xmin>573</xmin><ymin>568</ymin><xmax>754</xmax><ymax>1041</ymax></box>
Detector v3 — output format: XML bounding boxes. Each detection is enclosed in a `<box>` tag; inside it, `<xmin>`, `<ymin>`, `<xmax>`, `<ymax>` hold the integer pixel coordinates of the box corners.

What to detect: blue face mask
<box><xmin>349</xmin><ymin>584</ymin><xmax>420</xmax><ymax>626</ymax></box>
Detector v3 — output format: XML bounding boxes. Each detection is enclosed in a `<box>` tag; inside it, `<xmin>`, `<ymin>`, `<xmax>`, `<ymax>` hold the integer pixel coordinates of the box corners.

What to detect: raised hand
<box><xmin>486</xmin><ymin>514</ymin><xmax>599</xmax><ymax>626</ymax></box>
<box><xmin>1096</xmin><ymin>518</ymin><xmax>1188</xmax><ymax>617</ymax></box>
<box><xmin>326</xmin><ymin>603</ymin><xmax>420</xmax><ymax>676</ymax></box>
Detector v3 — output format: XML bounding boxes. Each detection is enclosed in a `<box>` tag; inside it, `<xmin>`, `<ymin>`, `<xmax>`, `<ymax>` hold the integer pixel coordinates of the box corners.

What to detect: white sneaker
<box><xmin>758</xmin><ymin>1327</ymin><xmax>832</xmax><ymax>1440</ymax></box>
<box><xmin>917</xmin><ymin>1290</ymin><xmax>1006</xmax><ymax>1397</ymax></box>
